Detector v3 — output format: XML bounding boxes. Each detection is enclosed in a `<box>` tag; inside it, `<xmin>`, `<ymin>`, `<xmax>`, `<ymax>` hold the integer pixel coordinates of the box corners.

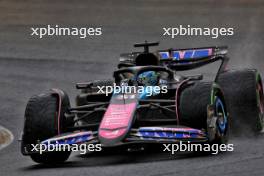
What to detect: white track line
<box><xmin>0</xmin><ymin>125</ymin><xmax>14</xmax><ymax>151</ymax></box>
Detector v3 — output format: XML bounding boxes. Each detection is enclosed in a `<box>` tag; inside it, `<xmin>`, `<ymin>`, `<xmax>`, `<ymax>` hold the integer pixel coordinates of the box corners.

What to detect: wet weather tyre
<box><xmin>179</xmin><ymin>82</ymin><xmax>212</xmax><ymax>129</ymax></box>
<box><xmin>22</xmin><ymin>91</ymin><xmax>72</xmax><ymax>164</ymax></box>
<box><xmin>179</xmin><ymin>82</ymin><xmax>229</xmax><ymax>144</ymax></box>
<box><xmin>217</xmin><ymin>69</ymin><xmax>264</xmax><ymax>134</ymax></box>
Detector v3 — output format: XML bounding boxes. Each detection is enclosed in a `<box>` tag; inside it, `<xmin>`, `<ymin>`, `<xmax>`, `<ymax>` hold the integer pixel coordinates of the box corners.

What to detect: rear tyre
<box><xmin>22</xmin><ymin>90</ymin><xmax>73</xmax><ymax>164</ymax></box>
<box><xmin>217</xmin><ymin>69</ymin><xmax>264</xmax><ymax>134</ymax></box>
<box><xmin>179</xmin><ymin>82</ymin><xmax>229</xmax><ymax>144</ymax></box>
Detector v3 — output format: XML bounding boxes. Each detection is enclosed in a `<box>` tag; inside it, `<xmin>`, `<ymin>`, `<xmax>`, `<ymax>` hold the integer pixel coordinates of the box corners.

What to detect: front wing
<box><xmin>22</xmin><ymin>126</ymin><xmax>208</xmax><ymax>155</ymax></box>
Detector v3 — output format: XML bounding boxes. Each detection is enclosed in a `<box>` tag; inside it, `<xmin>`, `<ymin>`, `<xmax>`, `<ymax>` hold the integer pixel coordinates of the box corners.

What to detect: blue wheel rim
<box><xmin>215</xmin><ymin>97</ymin><xmax>227</xmax><ymax>134</ymax></box>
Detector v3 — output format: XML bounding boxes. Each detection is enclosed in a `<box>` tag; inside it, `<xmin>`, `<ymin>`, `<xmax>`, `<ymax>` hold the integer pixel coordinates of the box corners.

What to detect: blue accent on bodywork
<box><xmin>41</xmin><ymin>133</ymin><xmax>94</xmax><ymax>145</ymax></box>
<box><xmin>172</xmin><ymin>52</ymin><xmax>180</xmax><ymax>60</ymax></box>
<box><xmin>160</xmin><ymin>52</ymin><xmax>169</xmax><ymax>59</ymax></box>
<box><xmin>133</xmin><ymin>127</ymin><xmax>207</xmax><ymax>140</ymax></box>
<box><xmin>160</xmin><ymin>49</ymin><xmax>212</xmax><ymax>60</ymax></box>
<box><xmin>193</xmin><ymin>50</ymin><xmax>210</xmax><ymax>58</ymax></box>
<box><xmin>138</xmin><ymin>131</ymin><xmax>201</xmax><ymax>139</ymax></box>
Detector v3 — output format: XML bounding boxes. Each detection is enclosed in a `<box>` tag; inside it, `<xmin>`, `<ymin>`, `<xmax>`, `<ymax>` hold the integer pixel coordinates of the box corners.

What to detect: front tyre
<box><xmin>179</xmin><ymin>82</ymin><xmax>229</xmax><ymax>144</ymax></box>
<box><xmin>218</xmin><ymin>69</ymin><xmax>264</xmax><ymax>134</ymax></box>
<box><xmin>22</xmin><ymin>90</ymin><xmax>73</xmax><ymax>164</ymax></box>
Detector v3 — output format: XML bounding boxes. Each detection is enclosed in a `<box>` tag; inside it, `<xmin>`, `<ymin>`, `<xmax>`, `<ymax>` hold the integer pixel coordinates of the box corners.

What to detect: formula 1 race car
<box><xmin>21</xmin><ymin>42</ymin><xmax>264</xmax><ymax>164</ymax></box>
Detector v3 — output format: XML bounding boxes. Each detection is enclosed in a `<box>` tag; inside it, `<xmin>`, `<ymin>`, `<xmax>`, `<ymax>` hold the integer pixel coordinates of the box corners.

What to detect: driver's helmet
<box><xmin>137</xmin><ymin>71</ymin><xmax>159</xmax><ymax>86</ymax></box>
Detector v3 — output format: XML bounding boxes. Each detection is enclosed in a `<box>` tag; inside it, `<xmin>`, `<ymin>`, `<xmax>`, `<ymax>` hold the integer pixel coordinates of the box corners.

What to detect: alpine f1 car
<box><xmin>21</xmin><ymin>42</ymin><xmax>264</xmax><ymax>164</ymax></box>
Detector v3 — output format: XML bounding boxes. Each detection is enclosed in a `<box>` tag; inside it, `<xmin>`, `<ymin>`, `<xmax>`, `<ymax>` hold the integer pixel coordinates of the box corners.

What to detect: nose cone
<box><xmin>98</xmin><ymin>102</ymin><xmax>137</xmax><ymax>146</ymax></box>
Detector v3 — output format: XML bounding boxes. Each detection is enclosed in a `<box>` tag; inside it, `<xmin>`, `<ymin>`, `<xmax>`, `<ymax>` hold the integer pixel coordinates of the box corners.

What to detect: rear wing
<box><xmin>157</xmin><ymin>46</ymin><xmax>228</xmax><ymax>71</ymax></box>
<box><xmin>118</xmin><ymin>45</ymin><xmax>229</xmax><ymax>80</ymax></box>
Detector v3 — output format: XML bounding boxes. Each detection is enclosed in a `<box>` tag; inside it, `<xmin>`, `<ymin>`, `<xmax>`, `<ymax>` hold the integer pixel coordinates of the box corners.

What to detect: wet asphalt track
<box><xmin>0</xmin><ymin>0</ymin><xmax>264</xmax><ymax>175</ymax></box>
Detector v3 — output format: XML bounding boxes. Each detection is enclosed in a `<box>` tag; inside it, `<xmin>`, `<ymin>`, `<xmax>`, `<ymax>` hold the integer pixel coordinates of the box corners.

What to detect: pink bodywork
<box><xmin>99</xmin><ymin>103</ymin><xmax>137</xmax><ymax>139</ymax></box>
